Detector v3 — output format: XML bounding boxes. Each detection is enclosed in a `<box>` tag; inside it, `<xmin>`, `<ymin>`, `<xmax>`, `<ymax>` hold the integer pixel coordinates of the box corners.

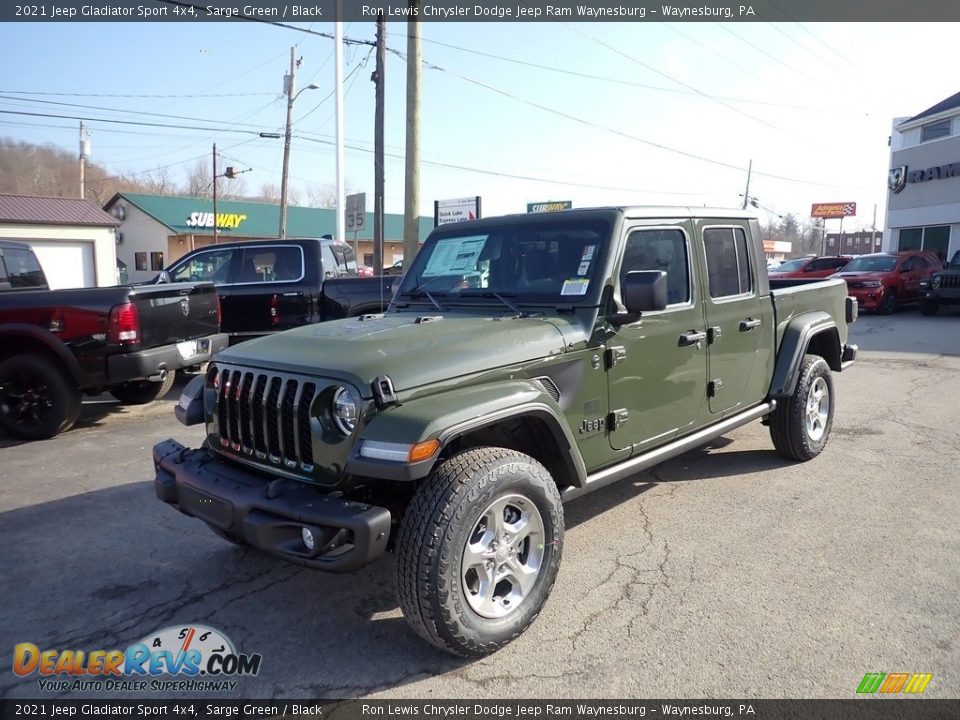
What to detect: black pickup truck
<box><xmin>0</xmin><ymin>240</ymin><xmax>227</xmax><ymax>440</ymax></box>
<box><xmin>160</xmin><ymin>238</ymin><xmax>399</xmax><ymax>341</ymax></box>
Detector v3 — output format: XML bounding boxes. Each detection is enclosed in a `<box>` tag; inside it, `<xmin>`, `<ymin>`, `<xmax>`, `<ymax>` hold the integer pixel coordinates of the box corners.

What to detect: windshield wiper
<box><xmin>404</xmin><ymin>276</ymin><xmax>447</xmax><ymax>312</ymax></box>
<box><xmin>460</xmin><ymin>291</ymin><xmax>530</xmax><ymax>317</ymax></box>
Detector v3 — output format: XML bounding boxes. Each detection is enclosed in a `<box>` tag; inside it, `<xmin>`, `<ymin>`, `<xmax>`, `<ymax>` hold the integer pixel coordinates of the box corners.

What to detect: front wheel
<box><xmin>109</xmin><ymin>372</ymin><xmax>175</xmax><ymax>405</ymax></box>
<box><xmin>877</xmin><ymin>289</ymin><xmax>897</xmax><ymax>315</ymax></box>
<box><xmin>920</xmin><ymin>299</ymin><xmax>939</xmax><ymax>316</ymax></box>
<box><xmin>769</xmin><ymin>355</ymin><xmax>835</xmax><ymax>461</ymax></box>
<box><xmin>396</xmin><ymin>447</ymin><xmax>563</xmax><ymax>657</ymax></box>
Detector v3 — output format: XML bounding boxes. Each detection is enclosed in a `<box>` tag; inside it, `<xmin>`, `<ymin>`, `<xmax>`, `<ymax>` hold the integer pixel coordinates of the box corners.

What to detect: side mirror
<box><xmin>623</xmin><ymin>270</ymin><xmax>668</xmax><ymax>314</ymax></box>
<box><xmin>156</xmin><ymin>270</ymin><xmax>171</xmax><ymax>284</ymax></box>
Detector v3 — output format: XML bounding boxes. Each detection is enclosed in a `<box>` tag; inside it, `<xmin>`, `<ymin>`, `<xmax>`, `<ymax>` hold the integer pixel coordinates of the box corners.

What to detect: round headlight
<box><xmin>932</xmin><ymin>275</ymin><xmax>941</xmax><ymax>288</ymax></box>
<box><xmin>331</xmin><ymin>386</ymin><xmax>361</xmax><ymax>435</ymax></box>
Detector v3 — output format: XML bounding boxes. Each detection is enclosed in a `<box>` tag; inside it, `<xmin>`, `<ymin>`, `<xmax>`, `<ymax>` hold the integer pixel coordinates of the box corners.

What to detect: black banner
<box><xmin>2</xmin><ymin>700</ymin><xmax>959</xmax><ymax>720</ymax></box>
<box><xmin>3</xmin><ymin>0</ymin><xmax>960</xmax><ymax>23</ymax></box>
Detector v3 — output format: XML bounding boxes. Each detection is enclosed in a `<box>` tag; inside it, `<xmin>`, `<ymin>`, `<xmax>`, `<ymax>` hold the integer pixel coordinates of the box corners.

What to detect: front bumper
<box><xmin>153</xmin><ymin>438</ymin><xmax>391</xmax><ymax>572</ymax></box>
<box><xmin>107</xmin><ymin>333</ymin><xmax>229</xmax><ymax>384</ymax></box>
<box><xmin>846</xmin><ymin>288</ymin><xmax>883</xmax><ymax>311</ymax></box>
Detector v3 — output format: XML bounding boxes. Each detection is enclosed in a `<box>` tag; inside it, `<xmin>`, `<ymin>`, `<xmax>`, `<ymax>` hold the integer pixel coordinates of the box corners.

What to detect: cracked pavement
<box><xmin>1</xmin><ymin>309</ymin><xmax>958</xmax><ymax>699</ymax></box>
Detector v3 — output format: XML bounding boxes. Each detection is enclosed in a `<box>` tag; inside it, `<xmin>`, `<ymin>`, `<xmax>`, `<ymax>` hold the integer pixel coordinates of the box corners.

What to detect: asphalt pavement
<box><xmin>1</xmin><ymin>308</ymin><xmax>958</xmax><ymax>699</ymax></box>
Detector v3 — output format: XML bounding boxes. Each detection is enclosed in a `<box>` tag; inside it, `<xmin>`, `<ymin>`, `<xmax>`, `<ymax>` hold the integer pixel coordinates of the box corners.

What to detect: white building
<box><xmin>0</xmin><ymin>194</ymin><xmax>119</xmax><ymax>288</ymax></box>
<box><xmin>884</xmin><ymin>90</ymin><xmax>960</xmax><ymax>263</ymax></box>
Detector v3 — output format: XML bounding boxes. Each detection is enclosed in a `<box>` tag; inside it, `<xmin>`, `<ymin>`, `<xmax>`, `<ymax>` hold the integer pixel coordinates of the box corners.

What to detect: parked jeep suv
<box><xmin>921</xmin><ymin>250</ymin><xmax>960</xmax><ymax>315</ymax></box>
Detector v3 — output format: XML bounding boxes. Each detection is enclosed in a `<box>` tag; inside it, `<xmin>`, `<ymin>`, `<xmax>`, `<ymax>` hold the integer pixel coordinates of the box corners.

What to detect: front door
<box><xmin>607</xmin><ymin>222</ymin><xmax>709</xmax><ymax>452</ymax></box>
<box><xmin>699</xmin><ymin>224</ymin><xmax>765</xmax><ymax>415</ymax></box>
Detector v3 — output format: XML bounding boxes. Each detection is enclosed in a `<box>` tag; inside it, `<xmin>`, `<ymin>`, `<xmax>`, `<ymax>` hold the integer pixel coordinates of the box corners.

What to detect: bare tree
<box><xmin>185</xmin><ymin>159</ymin><xmax>213</xmax><ymax>198</ymax></box>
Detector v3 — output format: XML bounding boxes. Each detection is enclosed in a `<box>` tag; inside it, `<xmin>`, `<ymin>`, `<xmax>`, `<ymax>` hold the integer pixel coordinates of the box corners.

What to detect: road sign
<box><xmin>345</xmin><ymin>192</ymin><xmax>366</xmax><ymax>232</ymax></box>
<box><xmin>434</xmin><ymin>196</ymin><xmax>481</xmax><ymax>227</ymax></box>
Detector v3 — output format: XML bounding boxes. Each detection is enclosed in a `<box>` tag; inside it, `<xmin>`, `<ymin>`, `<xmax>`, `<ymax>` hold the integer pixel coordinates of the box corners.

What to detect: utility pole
<box><xmin>741</xmin><ymin>159</ymin><xmax>752</xmax><ymax>210</ymax></box>
<box><xmin>279</xmin><ymin>47</ymin><xmax>297</xmax><ymax>240</ymax></box>
<box><xmin>372</xmin><ymin>11</ymin><xmax>386</xmax><ymax>273</ymax></box>
<box><xmin>212</xmin><ymin>143</ymin><xmax>218</xmax><ymax>243</ymax></box>
<box><xmin>335</xmin><ymin>18</ymin><xmax>346</xmax><ymax>244</ymax></box>
<box><xmin>403</xmin><ymin>0</ymin><xmax>421</xmax><ymax>265</ymax></box>
<box><xmin>79</xmin><ymin>122</ymin><xmax>89</xmax><ymax>200</ymax></box>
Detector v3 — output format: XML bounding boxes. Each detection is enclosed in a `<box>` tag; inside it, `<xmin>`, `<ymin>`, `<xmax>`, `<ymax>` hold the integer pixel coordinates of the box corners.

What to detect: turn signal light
<box><xmin>408</xmin><ymin>439</ymin><xmax>440</xmax><ymax>463</ymax></box>
<box><xmin>107</xmin><ymin>301</ymin><xmax>140</xmax><ymax>344</ymax></box>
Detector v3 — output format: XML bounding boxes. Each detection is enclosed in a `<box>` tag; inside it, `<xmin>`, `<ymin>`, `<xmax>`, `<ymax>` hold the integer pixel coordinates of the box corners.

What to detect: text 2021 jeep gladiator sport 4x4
<box><xmin>154</xmin><ymin>207</ymin><xmax>857</xmax><ymax>656</ymax></box>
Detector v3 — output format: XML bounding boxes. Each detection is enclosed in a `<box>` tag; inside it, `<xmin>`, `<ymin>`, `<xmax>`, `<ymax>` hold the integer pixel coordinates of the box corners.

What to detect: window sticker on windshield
<box><xmin>581</xmin><ymin>245</ymin><xmax>595</xmax><ymax>261</ymax></box>
<box><xmin>422</xmin><ymin>236</ymin><xmax>487</xmax><ymax>277</ymax></box>
<box><xmin>577</xmin><ymin>260</ymin><xmax>591</xmax><ymax>276</ymax></box>
<box><xmin>561</xmin><ymin>278</ymin><xmax>590</xmax><ymax>296</ymax></box>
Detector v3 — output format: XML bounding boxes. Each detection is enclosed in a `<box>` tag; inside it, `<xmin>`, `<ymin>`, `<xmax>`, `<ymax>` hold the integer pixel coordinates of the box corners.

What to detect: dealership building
<box><xmin>884</xmin><ymin>90</ymin><xmax>960</xmax><ymax>263</ymax></box>
<box><xmin>104</xmin><ymin>193</ymin><xmax>434</xmax><ymax>283</ymax></box>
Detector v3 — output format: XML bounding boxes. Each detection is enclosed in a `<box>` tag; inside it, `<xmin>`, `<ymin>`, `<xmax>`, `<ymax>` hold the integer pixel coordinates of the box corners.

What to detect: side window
<box><xmin>321</xmin><ymin>245</ymin><xmax>339</xmax><ymax>277</ymax></box>
<box><xmin>4</xmin><ymin>247</ymin><xmax>46</xmax><ymax>289</ymax></box>
<box><xmin>808</xmin><ymin>258</ymin><xmax>839</xmax><ymax>271</ymax></box>
<box><xmin>0</xmin><ymin>254</ymin><xmax>9</xmax><ymax>286</ymax></box>
<box><xmin>703</xmin><ymin>227</ymin><xmax>752</xmax><ymax>299</ymax></box>
<box><xmin>170</xmin><ymin>248</ymin><xmax>235</xmax><ymax>283</ymax></box>
<box><xmin>330</xmin><ymin>245</ymin><xmax>357</xmax><ymax>275</ymax></box>
<box><xmin>620</xmin><ymin>228</ymin><xmax>690</xmax><ymax>306</ymax></box>
<box><xmin>239</xmin><ymin>246</ymin><xmax>303</xmax><ymax>282</ymax></box>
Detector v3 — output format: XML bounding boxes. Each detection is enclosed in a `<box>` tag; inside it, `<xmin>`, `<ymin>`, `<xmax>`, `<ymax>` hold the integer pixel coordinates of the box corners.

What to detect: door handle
<box><xmin>678</xmin><ymin>331</ymin><xmax>706</xmax><ymax>347</ymax></box>
<box><xmin>739</xmin><ymin>318</ymin><xmax>761</xmax><ymax>331</ymax></box>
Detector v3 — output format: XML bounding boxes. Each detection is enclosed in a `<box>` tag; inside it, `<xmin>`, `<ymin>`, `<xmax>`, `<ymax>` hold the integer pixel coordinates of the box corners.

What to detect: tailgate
<box><xmin>131</xmin><ymin>282</ymin><xmax>219</xmax><ymax>349</ymax></box>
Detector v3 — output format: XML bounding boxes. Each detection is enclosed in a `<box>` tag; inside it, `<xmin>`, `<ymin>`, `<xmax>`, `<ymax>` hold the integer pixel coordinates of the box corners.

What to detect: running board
<box><xmin>561</xmin><ymin>401</ymin><xmax>777</xmax><ymax>502</ymax></box>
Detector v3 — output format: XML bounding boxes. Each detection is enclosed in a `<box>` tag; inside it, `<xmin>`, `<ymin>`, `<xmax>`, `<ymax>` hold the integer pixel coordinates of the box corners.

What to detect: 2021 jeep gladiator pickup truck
<box><xmin>154</xmin><ymin>207</ymin><xmax>857</xmax><ymax>656</ymax></box>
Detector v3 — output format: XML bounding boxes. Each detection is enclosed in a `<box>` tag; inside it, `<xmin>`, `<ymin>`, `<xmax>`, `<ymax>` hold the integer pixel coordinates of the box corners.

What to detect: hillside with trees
<box><xmin>0</xmin><ymin>137</ymin><xmax>338</xmax><ymax>208</ymax></box>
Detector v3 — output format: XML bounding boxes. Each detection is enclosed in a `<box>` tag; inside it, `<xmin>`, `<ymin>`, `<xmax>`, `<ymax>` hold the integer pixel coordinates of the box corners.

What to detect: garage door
<box><xmin>29</xmin><ymin>240</ymin><xmax>96</xmax><ymax>289</ymax></box>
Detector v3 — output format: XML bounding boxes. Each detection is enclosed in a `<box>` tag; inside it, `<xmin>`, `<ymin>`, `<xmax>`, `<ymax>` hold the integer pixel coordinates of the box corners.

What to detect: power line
<box><xmin>0</xmin><ymin>90</ymin><xmax>275</xmax><ymax>99</ymax></box>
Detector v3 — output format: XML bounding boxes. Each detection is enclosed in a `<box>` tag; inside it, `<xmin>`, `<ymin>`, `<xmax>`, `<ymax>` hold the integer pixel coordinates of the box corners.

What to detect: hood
<box><xmin>217</xmin><ymin>311</ymin><xmax>573</xmax><ymax>395</ymax></box>
<box><xmin>836</xmin><ymin>270</ymin><xmax>891</xmax><ymax>281</ymax></box>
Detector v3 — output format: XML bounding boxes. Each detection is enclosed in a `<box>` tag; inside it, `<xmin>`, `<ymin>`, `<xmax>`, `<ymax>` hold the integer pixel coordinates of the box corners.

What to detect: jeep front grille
<box><xmin>941</xmin><ymin>275</ymin><xmax>960</xmax><ymax>289</ymax></box>
<box><xmin>217</xmin><ymin>368</ymin><xmax>317</xmax><ymax>472</ymax></box>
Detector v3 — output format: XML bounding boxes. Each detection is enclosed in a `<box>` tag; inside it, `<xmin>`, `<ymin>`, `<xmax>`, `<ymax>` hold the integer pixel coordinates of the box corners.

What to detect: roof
<box><xmin>105</xmin><ymin>193</ymin><xmax>433</xmax><ymax>242</ymax></box>
<box><xmin>0</xmin><ymin>194</ymin><xmax>120</xmax><ymax>227</ymax></box>
<box><xmin>898</xmin><ymin>90</ymin><xmax>960</xmax><ymax>127</ymax></box>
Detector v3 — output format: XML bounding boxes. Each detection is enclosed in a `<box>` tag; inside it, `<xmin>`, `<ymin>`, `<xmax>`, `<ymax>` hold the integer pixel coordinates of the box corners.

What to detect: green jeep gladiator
<box><xmin>154</xmin><ymin>207</ymin><xmax>858</xmax><ymax>657</ymax></box>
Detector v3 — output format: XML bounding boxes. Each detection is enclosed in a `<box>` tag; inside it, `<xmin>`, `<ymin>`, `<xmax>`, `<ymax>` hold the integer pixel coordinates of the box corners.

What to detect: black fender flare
<box><xmin>0</xmin><ymin>324</ymin><xmax>84</xmax><ymax>386</ymax></box>
<box><xmin>769</xmin><ymin>312</ymin><xmax>840</xmax><ymax>398</ymax></box>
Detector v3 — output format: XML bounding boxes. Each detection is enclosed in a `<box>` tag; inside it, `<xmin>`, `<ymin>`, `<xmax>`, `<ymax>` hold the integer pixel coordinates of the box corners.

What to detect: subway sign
<box><xmin>527</xmin><ymin>201</ymin><xmax>572</xmax><ymax>213</ymax></box>
<box><xmin>185</xmin><ymin>212</ymin><xmax>248</xmax><ymax>230</ymax></box>
<box><xmin>889</xmin><ymin>161</ymin><xmax>960</xmax><ymax>193</ymax></box>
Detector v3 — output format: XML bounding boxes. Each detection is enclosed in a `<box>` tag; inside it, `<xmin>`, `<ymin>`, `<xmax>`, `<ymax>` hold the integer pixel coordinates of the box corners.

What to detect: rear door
<box><xmin>698</xmin><ymin>222</ymin><xmax>767</xmax><ymax>415</ymax></box>
<box><xmin>606</xmin><ymin>221</ymin><xmax>708</xmax><ymax>452</ymax></box>
<box><xmin>228</xmin><ymin>244</ymin><xmax>310</xmax><ymax>333</ymax></box>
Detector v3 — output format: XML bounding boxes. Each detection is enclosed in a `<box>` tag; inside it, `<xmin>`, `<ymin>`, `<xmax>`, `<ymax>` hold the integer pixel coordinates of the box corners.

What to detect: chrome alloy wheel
<box><xmin>805</xmin><ymin>376</ymin><xmax>831</xmax><ymax>442</ymax></box>
<box><xmin>461</xmin><ymin>494</ymin><xmax>545</xmax><ymax>619</ymax></box>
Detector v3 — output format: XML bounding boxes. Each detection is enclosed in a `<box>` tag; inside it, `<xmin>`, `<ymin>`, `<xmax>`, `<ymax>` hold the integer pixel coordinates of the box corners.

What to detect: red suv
<box><xmin>835</xmin><ymin>251</ymin><xmax>941</xmax><ymax>314</ymax></box>
<box><xmin>768</xmin><ymin>255</ymin><xmax>852</xmax><ymax>279</ymax></box>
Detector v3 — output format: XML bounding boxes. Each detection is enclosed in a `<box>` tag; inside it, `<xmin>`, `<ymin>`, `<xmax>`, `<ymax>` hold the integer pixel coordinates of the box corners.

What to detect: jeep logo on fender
<box><xmin>185</xmin><ymin>212</ymin><xmax>248</xmax><ymax>230</ymax></box>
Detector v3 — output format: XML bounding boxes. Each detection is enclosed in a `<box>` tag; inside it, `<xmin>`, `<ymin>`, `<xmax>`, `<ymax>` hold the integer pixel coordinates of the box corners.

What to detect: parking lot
<box><xmin>1</xmin><ymin>308</ymin><xmax>958</xmax><ymax>700</ymax></box>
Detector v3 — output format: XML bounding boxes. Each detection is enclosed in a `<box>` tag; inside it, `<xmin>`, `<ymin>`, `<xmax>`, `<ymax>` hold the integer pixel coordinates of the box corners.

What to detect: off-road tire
<box><xmin>109</xmin><ymin>371</ymin><xmax>176</xmax><ymax>405</ymax></box>
<box><xmin>0</xmin><ymin>354</ymin><xmax>81</xmax><ymax>440</ymax></box>
<box><xmin>770</xmin><ymin>354</ymin><xmax>835</xmax><ymax>461</ymax></box>
<box><xmin>920</xmin><ymin>299</ymin><xmax>939</xmax><ymax>316</ymax></box>
<box><xmin>877</xmin><ymin>289</ymin><xmax>897</xmax><ymax>315</ymax></box>
<box><xmin>396</xmin><ymin>447</ymin><xmax>563</xmax><ymax>657</ymax></box>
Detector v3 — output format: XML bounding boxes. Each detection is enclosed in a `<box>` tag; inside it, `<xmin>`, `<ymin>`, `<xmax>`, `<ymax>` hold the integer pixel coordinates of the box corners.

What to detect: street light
<box><xmin>279</xmin><ymin>52</ymin><xmax>320</xmax><ymax>239</ymax></box>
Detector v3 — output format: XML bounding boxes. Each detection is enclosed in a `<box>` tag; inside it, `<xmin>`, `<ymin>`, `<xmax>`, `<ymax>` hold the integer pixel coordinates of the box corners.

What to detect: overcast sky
<box><xmin>1</xmin><ymin>20</ymin><xmax>957</xmax><ymax>229</ymax></box>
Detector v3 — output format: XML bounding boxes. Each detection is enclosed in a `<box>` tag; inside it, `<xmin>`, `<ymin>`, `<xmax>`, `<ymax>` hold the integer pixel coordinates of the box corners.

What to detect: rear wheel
<box><xmin>920</xmin><ymin>299</ymin><xmax>939</xmax><ymax>316</ymax></box>
<box><xmin>109</xmin><ymin>371</ymin><xmax>176</xmax><ymax>405</ymax></box>
<box><xmin>0</xmin><ymin>354</ymin><xmax>81</xmax><ymax>440</ymax></box>
<box><xmin>877</xmin><ymin>288</ymin><xmax>897</xmax><ymax>315</ymax></box>
<box><xmin>769</xmin><ymin>354</ymin><xmax>834</xmax><ymax>461</ymax></box>
<box><xmin>396</xmin><ymin>447</ymin><xmax>563</xmax><ymax>657</ymax></box>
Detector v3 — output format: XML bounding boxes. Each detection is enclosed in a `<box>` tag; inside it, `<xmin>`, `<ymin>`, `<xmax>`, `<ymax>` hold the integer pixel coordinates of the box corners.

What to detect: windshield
<box><xmin>398</xmin><ymin>220</ymin><xmax>611</xmax><ymax>303</ymax></box>
<box><xmin>842</xmin><ymin>256</ymin><xmax>897</xmax><ymax>273</ymax></box>
<box><xmin>773</xmin><ymin>258</ymin><xmax>807</xmax><ymax>272</ymax></box>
